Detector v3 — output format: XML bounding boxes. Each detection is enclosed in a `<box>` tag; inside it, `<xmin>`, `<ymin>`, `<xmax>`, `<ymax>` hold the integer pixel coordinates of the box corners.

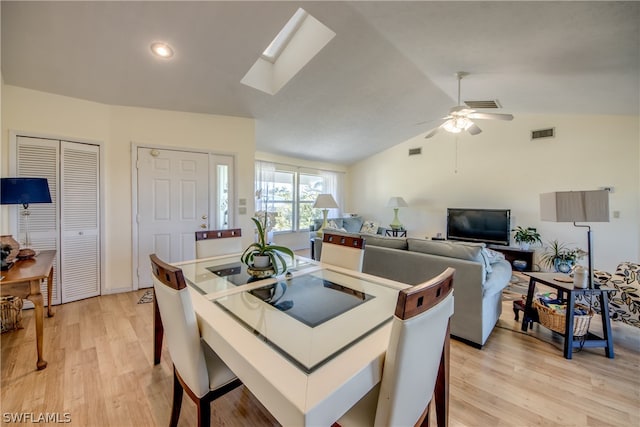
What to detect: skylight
<box><xmin>261</xmin><ymin>8</ymin><xmax>308</xmax><ymax>63</ymax></box>
<box><xmin>241</xmin><ymin>8</ymin><xmax>335</xmax><ymax>95</ymax></box>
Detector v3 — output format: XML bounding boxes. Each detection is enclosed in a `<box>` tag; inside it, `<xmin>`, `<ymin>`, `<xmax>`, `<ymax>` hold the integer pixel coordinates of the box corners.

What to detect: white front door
<box><xmin>137</xmin><ymin>148</ymin><xmax>209</xmax><ymax>288</ymax></box>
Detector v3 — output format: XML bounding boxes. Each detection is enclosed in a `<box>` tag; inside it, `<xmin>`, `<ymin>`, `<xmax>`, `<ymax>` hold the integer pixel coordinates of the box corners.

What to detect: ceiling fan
<box><xmin>424</xmin><ymin>72</ymin><xmax>514</xmax><ymax>139</ymax></box>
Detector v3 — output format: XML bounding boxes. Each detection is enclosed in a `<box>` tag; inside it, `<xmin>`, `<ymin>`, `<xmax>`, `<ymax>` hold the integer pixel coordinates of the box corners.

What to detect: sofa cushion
<box><xmin>327</xmin><ymin>220</ymin><xmax>347</xmax><ymax>232</ymax></box>
<box><xmin>407</xmin><ymin>239</ymin><xmax>485</xmax><ymax>263</ymax></box>
<box><xmin>322</xmin><ymin>227</ymin><xmax>355</xmax><ymax>238</ymax></box>
<box><xmin>361</xmin><ymin>235</ymin><xmax>408</xmax><ymax>250</ymax></box>
<box><xmin>342</xmin><ymin>217</ymin><xmax>364</xmax><ymax>233</ymax></box>
<box><xmin>360</xmin><ymin>220</ymin><xmax>379</xmax><ymax>235</ymax></box>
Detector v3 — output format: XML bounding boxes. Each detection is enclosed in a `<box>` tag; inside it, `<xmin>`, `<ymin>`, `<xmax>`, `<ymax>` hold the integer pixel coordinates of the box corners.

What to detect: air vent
<box><xmin>464</xmin><ymin>100</ymin><xmax>501</xmax><ymax>109</ymax></box>
<box><xmin>408</xmin><ymin>148</ymin><xmax>422</xmax><ymax>156</ymax></box>
<box><xmin>531</xmin><ymin>128</ymin><xmax>555</xmax><ymax>140</ymax></box>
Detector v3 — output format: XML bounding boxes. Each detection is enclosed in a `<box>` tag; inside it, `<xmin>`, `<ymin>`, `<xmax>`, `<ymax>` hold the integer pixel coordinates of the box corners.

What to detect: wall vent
<box><xmin>464</xmin><ymin>100</ymin><xmax>501</xmax><ymax>109</ymax></box>
<box><xmin>408</xmin><ymin>147</ymin><xmax>422</xmax><ymax>156</ymax></box>
<box><xmin>531</xmin><ymin>128</ymin><xmax>555</xmax><ymax>140</ymax></box>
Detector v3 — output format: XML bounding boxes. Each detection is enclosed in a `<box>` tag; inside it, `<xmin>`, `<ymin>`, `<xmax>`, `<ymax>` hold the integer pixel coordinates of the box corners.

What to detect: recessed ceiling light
<box><xmin>150</xmin><ymin>42</ymin><xmax>174</xmax><ymax>58</ymax></box>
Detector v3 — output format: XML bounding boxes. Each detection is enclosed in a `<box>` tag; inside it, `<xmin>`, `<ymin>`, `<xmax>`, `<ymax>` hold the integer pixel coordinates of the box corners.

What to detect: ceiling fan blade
<box><xmin>467</xmin><ymin>123</ymin><xmax>482</xmax><ymax>135</ymax></box>
<box><xmin>468</xmin><ymin>112</ymin><xmax>514</xmax><ymax>121</ymax></box>
<box><xmin>424</xmin><ymin>124</ymin><xmax>445</xmax><ymax>139</ymax></box>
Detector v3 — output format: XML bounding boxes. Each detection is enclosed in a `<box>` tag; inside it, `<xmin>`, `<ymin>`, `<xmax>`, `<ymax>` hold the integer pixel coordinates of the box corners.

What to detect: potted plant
<box><xmin>539</xmin><ymin>240</ymin><xmax>587</xmax><ymax>273</ymax></box>
<box><xmin>241</xmin><ymin>215</ymin><xmax>294</xmax><ymax>276</ymax></box>
<box><xmin>511</xmin><ymin>226</ymin><xmax>542</xmax><ymax>250</ymax></box>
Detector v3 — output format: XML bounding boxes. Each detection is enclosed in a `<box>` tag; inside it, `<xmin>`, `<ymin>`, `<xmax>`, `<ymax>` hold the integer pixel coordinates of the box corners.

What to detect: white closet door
<box><xmin>16</xmin><ymin>136</ymin><xmax>61</xmax><ymax>306</ymax></box>
<box><xmin>60</xmin><ymin>141</ymin><xmax>100</xmax><ymax>303</ymax></box>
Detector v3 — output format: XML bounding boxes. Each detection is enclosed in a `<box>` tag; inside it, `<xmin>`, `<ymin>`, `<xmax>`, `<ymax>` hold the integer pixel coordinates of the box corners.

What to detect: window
<box><xmin>255</xmin><ymin>161</ymin><xmax>342</xmax><ymax>233</ymax></box>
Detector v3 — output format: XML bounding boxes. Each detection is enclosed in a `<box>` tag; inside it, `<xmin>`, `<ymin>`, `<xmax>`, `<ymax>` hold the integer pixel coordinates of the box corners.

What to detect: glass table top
<box><xmin>179</xmin><ymin>254</ymin><xmax>316</xmax><ymax>295</ymax></box>
<box><xmin>211</xmin><ymin>268</ymin><xmax>401</xmax><ymax>373</ymax></box>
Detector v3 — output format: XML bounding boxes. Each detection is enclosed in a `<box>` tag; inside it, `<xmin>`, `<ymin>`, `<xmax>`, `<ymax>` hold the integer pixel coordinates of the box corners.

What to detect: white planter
<box><xmin>253</xmin><ymin>255</ymin><xmax>271</xmax><ymax>268</ymax></box>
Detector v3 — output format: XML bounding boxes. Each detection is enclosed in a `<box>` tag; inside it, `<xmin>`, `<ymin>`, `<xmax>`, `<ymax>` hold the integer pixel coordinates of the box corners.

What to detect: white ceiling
<box><xmin>2</xmin><ymin>1</ymin><xmax>639</xmax><ymax>165</ymax></box>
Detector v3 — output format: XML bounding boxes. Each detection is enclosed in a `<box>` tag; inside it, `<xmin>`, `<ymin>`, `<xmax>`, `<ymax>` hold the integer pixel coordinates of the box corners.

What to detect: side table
<box><xmin>522</xmin><ymin>272</ymin><xmax>614</xmax><ymax>360</ymax></box>
<box><xmin>385</xmin><ymin>228</ymin><xmax>407</xmax><ymax>237</ymax></box>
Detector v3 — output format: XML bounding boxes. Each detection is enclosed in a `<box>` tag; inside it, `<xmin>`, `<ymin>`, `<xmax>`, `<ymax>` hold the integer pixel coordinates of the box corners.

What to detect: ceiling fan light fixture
<box><xmin>443</xmin><ymin>121</ymin><xmax>462</xmax><ymax>133</ymax></box>
<box><xmin>455</xmin><ymin>117</ymin><xmax>473</xmax><ymax>130</ymax></box>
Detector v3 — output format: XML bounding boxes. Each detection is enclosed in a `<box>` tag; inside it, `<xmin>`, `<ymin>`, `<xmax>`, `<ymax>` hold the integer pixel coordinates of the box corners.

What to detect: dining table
<box><xmin>156</xmin><ymin>254</ymin><xmax>448</xmax><ymax>426</ymax></box>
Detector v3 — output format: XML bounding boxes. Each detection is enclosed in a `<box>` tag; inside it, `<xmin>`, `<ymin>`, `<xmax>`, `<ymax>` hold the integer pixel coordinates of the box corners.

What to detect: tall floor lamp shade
<box><xmin>540</xmin><ymin>190</ymin><xmax>610</xmax><ymax>288</ymax></box>
<box><xmin>1</xmin><ymin>177</ymin><xmax>52</xmax><ymax>259</ymax></box>
<box><xmin>313</xmin><ymin>194</ymin><xmax>339</xmax><ymax>236</ymax></box>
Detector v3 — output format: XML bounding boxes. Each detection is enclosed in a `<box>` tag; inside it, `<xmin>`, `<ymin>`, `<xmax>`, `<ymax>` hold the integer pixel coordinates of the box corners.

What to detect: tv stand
<box><xmin>488</xmin><ymin>245</ymin><xmax>535</xmax><ymax>272</ymax></box>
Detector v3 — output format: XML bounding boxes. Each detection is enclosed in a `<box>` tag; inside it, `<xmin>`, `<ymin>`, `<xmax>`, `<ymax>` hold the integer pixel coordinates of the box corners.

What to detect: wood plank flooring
<box><xmin>1</xmin><ymin>289</ymin><xmax>638</xmax><ymax>426</ymax></box>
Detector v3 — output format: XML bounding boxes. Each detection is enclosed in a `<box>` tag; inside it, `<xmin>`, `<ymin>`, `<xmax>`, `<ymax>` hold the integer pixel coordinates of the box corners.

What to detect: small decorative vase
<box><xmin>0</xmin><ymin>235</ymin><xmax>20</xmax><ymax>262</ymax></box>
<box><xmin>573</xmin><ymin>265</ymin><xmax>588</xmax><ymax>289</ymax></box>
<box><xmin>554</xmin><ymin>258</ymin><xmax>573</xmax><ymax>274</ymax></box>
<box><xmin>512</xmin><ymin>260</ymin><xmax>528</xmax><ymax>271</ymax></box>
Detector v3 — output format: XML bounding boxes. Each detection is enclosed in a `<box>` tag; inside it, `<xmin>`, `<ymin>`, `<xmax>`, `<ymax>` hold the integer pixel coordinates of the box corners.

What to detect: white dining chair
<box><xmin>335</xmin><ymin>267</ymin><xmax>455</xmax><ymax>427</ymax></box>
<box><xmin>195</xmin><ymin>228</ymin><xmax>242</xmax><ymax>259</ymax></box>
<box><xmin>320</xmin><ymin>233</ymin><xmax>366</xmax><ymax>271</ymax></box>
<box><xmin>150</xmin><ymin>254</ymin><xmax>242</xmax><ymax>427</ymax></box>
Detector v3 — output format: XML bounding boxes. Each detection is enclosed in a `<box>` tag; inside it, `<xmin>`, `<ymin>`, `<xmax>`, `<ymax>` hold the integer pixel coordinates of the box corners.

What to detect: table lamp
<box><xmin>387</xmin><ymin>196</ymin><xmax>408</xmax><ymax>230</ymax></box>
<box><xmin>0</xmin><ymin>177</ymin><xmax>52</xmax><ymax>259</ymax></box>
<box><xmin>540</xmin><ymin>190</ymin><xmax>609</xmax><ymax>288</ymax></box>
<box><xmin>313</xmin><ymin>194</ymin><xmax>339</xmax><ymax>236</ymax></box>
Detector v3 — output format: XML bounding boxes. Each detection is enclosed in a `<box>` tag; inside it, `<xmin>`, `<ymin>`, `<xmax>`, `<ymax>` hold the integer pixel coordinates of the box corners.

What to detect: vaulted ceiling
<box><xmin>2</xmin><ymin>1</ymin><xmax>638</xmax><ymax>165</ymax></box>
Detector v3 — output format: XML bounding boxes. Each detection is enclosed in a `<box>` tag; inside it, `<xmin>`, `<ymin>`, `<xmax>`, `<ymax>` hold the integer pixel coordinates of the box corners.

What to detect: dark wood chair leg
<box><xmin>434</xmin><ymin>324</ymin><xmax>450</xmax><ymax>427</ymax></box>
<box><xmin>197</xmin><ymin>397</ymin><xmax>211</xmax><ymax>427</ymax></box>
<box><xmin>154</xmin><ymin>289</ymin><xmax>164</xmax><ymax>365</ymax></box>
<box><xmin>170</xmin><ymin>367</ymin><xmax>183</xmax><ymax>427</ymax></box>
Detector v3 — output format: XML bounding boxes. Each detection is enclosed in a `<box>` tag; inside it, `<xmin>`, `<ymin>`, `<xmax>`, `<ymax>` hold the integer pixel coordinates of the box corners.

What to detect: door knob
<box><xmin>200</xmin><ymin>224</ymin><xmax>207</xmax><ymax>229</ymax></box>
<box><xmin>201</xmin><ymin>214</ymin><xmax>208</xmax><ymax>220</ymax></box>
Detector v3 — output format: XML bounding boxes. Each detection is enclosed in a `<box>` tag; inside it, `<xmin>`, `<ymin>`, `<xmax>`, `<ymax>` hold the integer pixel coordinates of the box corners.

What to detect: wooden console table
<box><xmin>0</xmin><ymin>250</ymin><xmax>56</xmax><ymax>370</ymax></box>
<box><xmin>489</xmin><ymin>245</ymin><xmax>535</xmax><ymax>272</ymax></box>
<box><xmin>521</xmin><ymin>272</ymin><xmax>614</xmax><ymax>360</ymax></box>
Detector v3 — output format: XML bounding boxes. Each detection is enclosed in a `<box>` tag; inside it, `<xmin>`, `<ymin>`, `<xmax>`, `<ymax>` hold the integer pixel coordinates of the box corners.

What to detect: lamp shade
<box><xmin>540</xmin><ymin>190</ymin><xmax>609</xmax><ymax>223</ymax></box>
<box><xmin>386</xmin><ymin>197</ymin><xmax>408</xmax><ymax>208</ymax></box>
<box><xmin>313</xmin><ymin>194</ymin><xmax>338</xmax><ymax>209</ymax></box>
<box><xmin>0</xmin><ymin>178</ymin><xmax>52</xmax><ymax>206</ymax></box>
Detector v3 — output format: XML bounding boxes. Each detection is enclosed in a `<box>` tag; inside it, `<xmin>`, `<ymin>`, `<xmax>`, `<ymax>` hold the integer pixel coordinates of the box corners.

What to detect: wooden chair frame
<box><xmin>150</xmin><ymin>254</ymin><xmax>242</xmax><ymax>427</ymax></box>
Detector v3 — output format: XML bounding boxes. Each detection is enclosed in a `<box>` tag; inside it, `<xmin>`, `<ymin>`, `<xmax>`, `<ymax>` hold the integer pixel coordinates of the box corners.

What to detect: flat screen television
<box><xmin>446</xmin><ymin>208</ymin><xmax>511</xmax><ymax>246</ymax></box>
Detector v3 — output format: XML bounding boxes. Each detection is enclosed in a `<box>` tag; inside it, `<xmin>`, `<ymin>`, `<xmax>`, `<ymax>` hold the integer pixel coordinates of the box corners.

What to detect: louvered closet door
<box><xmin>60</xmin><ymin>141</ymin><xmax>100</xmax><ymax>302</ymax></box>
<box><xmin>16</xmin><ymin>137</ymin><xmax>61</xmax><ymax>306</ymax></box>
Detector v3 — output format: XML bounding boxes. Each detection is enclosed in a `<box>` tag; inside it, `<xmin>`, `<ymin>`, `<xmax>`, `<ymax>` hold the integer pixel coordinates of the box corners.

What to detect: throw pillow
<box><xmin>360</xmin><ymin>220</ymin><xmax>379</xmax><ymax>235</ymax></box>
<box><xmin>327</xmin><ymin>220</ymin><xmax>339</xmax><ymax>229</ymax></box>
<box><xmin>480</xmin><ymin>248</ymin><xmax>507</xmax><ymax>274</ymax></box>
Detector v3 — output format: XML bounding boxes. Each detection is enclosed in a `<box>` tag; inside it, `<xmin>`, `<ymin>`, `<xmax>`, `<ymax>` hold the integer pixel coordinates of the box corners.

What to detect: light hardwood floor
<box><xmin>1</xmin><ymin>288</ymin><xmax>638</xmax><ymax>426</ymax></box>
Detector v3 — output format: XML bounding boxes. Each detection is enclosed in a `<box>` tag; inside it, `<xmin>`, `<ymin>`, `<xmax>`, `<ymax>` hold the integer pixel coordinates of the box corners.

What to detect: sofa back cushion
<box><xmin>407</xmin><ymin>238</ymin><xmax>485</xmax><ymax>263</ymax></box>
<box><xmin>362</xmin><ymin>235</ymin><xmax>408</xmax><ymax>250</ymax></box>
<box><xmin>342</xmin><ymin>216</ymin><xmax>364</xmax><ymax>233</ymax></box>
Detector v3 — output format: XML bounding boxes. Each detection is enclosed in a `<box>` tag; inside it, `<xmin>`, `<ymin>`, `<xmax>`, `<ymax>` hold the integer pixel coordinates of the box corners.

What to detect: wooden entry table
<box><xmin>0</xmin><ymin>250</ymin><xmax>56</xmax><ymax>370</ymax></box>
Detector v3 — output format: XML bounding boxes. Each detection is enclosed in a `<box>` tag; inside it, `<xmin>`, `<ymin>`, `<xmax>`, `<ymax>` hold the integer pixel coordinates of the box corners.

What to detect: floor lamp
<box><xmin>540</xmin><ymin>190</ymin><xmax>610</xmax><ymax>288</ymax></box>
<box><xmin>313</xmin><ymin>194</ymin><xmax>339</xmax><ymax>236</ymax></box>
<box><xmin>0</xmin><ymin>177</ymin><xmax>53</xmax><ymax>259</ymax></box>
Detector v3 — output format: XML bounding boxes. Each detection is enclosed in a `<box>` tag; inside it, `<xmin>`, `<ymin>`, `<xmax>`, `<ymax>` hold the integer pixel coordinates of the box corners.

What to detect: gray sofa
<box><xmin>315</xmin><ymin>233</ymin><xmax>511</xmax><ymax>347</ymax></box>
<box><xmin>309</xmin><ymin>216</ymin><xmax>385</xmax><ymax>236</ymax></box>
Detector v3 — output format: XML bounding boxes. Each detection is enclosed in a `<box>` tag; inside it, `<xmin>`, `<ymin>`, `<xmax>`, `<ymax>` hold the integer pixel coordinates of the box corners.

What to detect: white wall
<box><xmin>2</xmin><ymin>85</ymin><xmax>255</xmax><ymax>293</ymax></box>
<box><xmin>347</xmin><ymin>114</ymin><xmax>639</xmax><ymax>272</ymax></box>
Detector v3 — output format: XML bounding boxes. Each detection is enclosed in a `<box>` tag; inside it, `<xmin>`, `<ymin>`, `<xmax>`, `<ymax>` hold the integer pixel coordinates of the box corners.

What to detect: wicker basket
<box><xmin>1</xmin><ymin>296</ymin><xmax>24</xmax><ymax>333</ymax></box>
<box><xmin>534</xmin><ymin>299</ymin><xmax>593</xmax><ymax>336</ymax></box>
